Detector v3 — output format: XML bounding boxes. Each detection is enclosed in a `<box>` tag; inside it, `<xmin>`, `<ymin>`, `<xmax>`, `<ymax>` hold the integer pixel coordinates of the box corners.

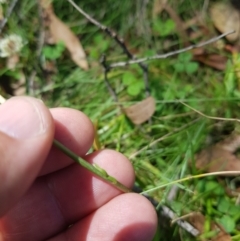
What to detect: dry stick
<box><xmin>28</xmin><ymin>1</ymin><xmax>45</xmax><ymax>96</ymax></box>
<box><xmin>66</xmin><ymin>0</ymin><xmax>150</xmax><ymax>97</ymax></box>
<box><xmin>132</xmin><ymin>185</ymin><xmax>200</xmax><ymax>237</ymax></box>
<box><xmin>100</xmin><ymin>54</ymin><xmax>118</xmax><ymax>102</ymax></box>
<box><xmin>109</xmin><ymin>30</ymin><xmax>235</xmax><ymax>68</ymax></box>
<box><xmin>161</xmin><ymin>206</ymin><xmax>200</xmax><ymax>236</ymax></box>
<box><xmin>0</xmin><ymin>0</ymin><xmax>19</xmax><ymax>34</ymax></box>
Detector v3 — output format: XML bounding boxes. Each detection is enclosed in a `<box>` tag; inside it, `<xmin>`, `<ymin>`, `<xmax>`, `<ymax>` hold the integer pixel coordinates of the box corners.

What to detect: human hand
<box><xmin>0</xmin><ymin>97</ymin><xmax>157</xmax><ymax>241</ymax></box>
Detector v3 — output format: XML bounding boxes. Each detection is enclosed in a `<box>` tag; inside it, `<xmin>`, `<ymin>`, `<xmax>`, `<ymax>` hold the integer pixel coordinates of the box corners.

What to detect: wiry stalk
<box><xmin>53</xmin><ymin>139</ymin><xmax>131</xmax><ymax>193</ymax></box>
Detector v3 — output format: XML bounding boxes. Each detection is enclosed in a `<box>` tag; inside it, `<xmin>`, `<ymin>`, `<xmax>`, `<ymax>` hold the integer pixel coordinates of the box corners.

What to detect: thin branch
<box><xmin>161</xmin><ymin>206</ymin><xmax>200</xmax><ymax>236</ymax></box>
<box><xmin>109</xmin><ymin>30</ymin><xmax>235</xmax><ymax>68</ymax></box>
<box><xmin>66</xmin><ymin>0</ymin><xmax>150</xmax><ymax>96</ymax></box>
<box><xmin>133</xmin><ymin>185</ymin><xmax>200</xmax><ymax>237</ymax></box>
<box><xmin>100</xmin><ymin>54</ymin><xmax>118</xmax><ymax>102</ymax></box>
<box><xmin>0</xmin><ymin>0</ymin><xmax>19</xmax><ymax>34</ymax></box>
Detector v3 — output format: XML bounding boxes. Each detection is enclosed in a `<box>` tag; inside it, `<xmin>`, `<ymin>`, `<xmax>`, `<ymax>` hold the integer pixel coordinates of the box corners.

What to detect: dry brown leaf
<box><xmin>195</xmin><ymin>133</ymin><xmax>240</xmax><ymax>175</ymax></box>
<box><xmin>210</xmin><ymin>2</ymin><xmax>240</xmax><ymax>42</ymax></box>
<box><xmin>187</xmin><ymin>212</ymin><xmax>205</xmax><ymax>233</ymax></box>
<box><xmin>193</xmin><ymin>54</ymin><xmax>227</xmax><ymax>70</ymax></box>
<box><xmin>124</xmin><ymin>96</ymin><xmax>155</xmax><ymax>125</ymax></box>
<box><xmin>40</xmin><ymin>0</ymin><xmax>89</xmax><ymax>70</ymax></box>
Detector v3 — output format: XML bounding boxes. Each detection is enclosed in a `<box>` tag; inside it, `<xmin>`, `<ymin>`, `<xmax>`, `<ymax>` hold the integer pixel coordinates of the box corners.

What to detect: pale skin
<box><xmin>0</xmin><ymin>97</ymin><xmax>157</xmax><ymax>241</ymax></box>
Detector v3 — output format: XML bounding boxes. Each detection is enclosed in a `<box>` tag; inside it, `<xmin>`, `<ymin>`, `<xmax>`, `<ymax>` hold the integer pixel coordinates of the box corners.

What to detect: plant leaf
<box><xmin>127</xmin><ymin>84</ymin><xmax>141</xmax><ymax>96</ymax></box>
<box><xmin>186</xmin><ymin>62</ymin><xmax>199</xmax><ymax>74</ymax></box>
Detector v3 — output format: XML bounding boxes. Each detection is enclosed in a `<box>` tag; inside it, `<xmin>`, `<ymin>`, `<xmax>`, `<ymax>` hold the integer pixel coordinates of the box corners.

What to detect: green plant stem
<box><xmin>141</xmin><ymin>171</ymin><xmax>240</xmax><ymax>195</ymax></box>
<box><xmin>53</xmin><ymin>139</ymin><xmax>131</xmax><ymax>193</ymax></box>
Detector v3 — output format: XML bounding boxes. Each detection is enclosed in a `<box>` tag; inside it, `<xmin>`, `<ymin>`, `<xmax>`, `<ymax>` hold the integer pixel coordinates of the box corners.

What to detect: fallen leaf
<box><xmin>195</xmin><ymin>132</ymin><xmax>240</xmax><ymax>175</ymax></box>
<box><xmin>193</xmin><ymin>54</ymin><xmax>227</xmax><ymax>70</ymax></box>
<box><xmin>39</xmin><ymin>0</ymin><xmax>89</xmax><ymax>70</ymax></box>
<box><xmin>210</xmin><ymin>2</ymin><xmax>240</xmax><ymax>42</ymax></box>
<box><xmin>187</xmin><ymin>212</ymin><xmax>205</xmax><ymax>233</ymax></box>
<box><xmin>124</xmin><ymin>96</ymin><xmax>155</xmax><ymax>125</ymax></box>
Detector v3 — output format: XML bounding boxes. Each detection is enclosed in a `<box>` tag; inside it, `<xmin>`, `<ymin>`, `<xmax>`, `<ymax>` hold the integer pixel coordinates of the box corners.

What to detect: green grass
<box><xmin>1</xmin><ymin>0</ymin><xmax>240</xmax><ymax>240</ymax></box>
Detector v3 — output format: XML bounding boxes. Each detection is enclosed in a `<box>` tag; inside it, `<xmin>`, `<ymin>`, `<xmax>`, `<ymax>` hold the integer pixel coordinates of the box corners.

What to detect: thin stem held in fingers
<box><xmin>53</xmin><ymin>139</ymin><xmax>131</xmax><ymax>193</ymax></box>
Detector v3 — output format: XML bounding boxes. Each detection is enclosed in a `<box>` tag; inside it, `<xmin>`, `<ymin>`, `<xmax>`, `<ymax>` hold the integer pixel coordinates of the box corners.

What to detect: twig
<box><xmin>66</xmin><ymin>0</ymin><xmax>150</xmax><ymax>96</ymax></box>
<box><xmin>36</xmin><ymin>0</ymin><xmax>45</xmax><ymax>60</ymax></box>
<box><xmin>109</xmin><ymin>30</ymin><xmax>235</xmax><ymax>68</ymax></box>
<box><xmin>0</xmin><ymin>0</ymin><xmax>19</xmax><ymax>34</ymax></box>
<box><xmin>133</xmin><ymin>185</ymin><xmax>200</xmax><ymax>237</ymax></box>
<box><xmin>100</xmin><ymin>54</ymin><xmax>118</xmax><ymax>102</ymax></box>
<box><xmin>161</xmin><ymin>206</ymin><xmax>200</xmax><ymax>236</ymax></box>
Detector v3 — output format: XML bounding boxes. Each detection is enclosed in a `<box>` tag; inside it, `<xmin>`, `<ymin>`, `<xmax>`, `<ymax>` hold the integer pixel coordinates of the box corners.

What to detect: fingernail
<box><xmin>0</xmin><ymin>97</ymin><xmax>48</xmax><ymax>139</ymax></box>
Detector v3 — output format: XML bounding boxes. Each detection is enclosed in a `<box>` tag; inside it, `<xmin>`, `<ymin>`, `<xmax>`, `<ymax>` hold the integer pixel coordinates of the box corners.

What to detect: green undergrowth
<box><xmin>1</xmin><ymin>0</ymin><xmax>240</xmax><ymax>240</ymax></box>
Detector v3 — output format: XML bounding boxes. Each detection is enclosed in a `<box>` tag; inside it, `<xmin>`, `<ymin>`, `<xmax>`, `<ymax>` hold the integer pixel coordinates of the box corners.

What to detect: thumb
<box><xmin>0</xmin><ymin>97</ymin><xmax>54</xmax><ymax>216</ymax></box>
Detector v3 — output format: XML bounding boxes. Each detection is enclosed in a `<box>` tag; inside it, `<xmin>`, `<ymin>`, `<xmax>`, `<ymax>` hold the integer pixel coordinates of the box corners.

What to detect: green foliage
<box><xmin>89</xmin><ymin>34</ymin><xmax>111</xmax><ymax>59</ymax></box>
<box><xmin>122</xmin><ymin>72</ymin><xmax>144</xmax><ymax>96</ymax></box>
<box><xmin>218</xmin><ymin>215</ymin><xmax>235</xmax><ymax>233</ymax></box>
<box><xmin>195</xmin><ymin>179</ymin><xmax>240</xmax><ymax>235</ymax></box>
<box><xmin>173</xmin><ymin>52</ymin><xmax>199</xmax><ymax>74</ymax></box>
<box><xmin>42</xmin><ymin>41</ymin><xmax>65</xmax><ymax>60</ymax></box>
<box><xmin>153</xmin><ymin>18</ymin><xmax>175</xmax><ymax>37</ymax></box>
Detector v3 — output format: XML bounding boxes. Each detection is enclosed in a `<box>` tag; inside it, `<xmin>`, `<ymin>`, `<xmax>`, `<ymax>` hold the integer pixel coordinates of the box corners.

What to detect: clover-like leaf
<box><xmin>186</xmin><ymin>62</ymin><xmax>199</xmax><ymax>74</ymax></box>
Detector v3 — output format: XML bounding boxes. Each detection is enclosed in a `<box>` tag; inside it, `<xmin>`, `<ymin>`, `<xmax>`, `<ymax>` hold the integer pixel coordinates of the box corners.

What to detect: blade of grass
<box><xmin>141</xmin><ymin>171</ymin><xmax>240</xmax><ymax>195</ymax></box>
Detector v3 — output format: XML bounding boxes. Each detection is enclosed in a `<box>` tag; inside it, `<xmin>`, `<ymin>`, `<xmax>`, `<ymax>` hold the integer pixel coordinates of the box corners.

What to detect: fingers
<box><xmin>0</xmin><ymin>97</ymin><xmax>54</xmax><ymax>216</ymax></box>
<box><xmin>0</xmin><ymin>150</ymin><xmax>135</xmax><ymax>240</ymax></box>
<box><xmin>45</xmin><ymin>149</ymin><xmax>135</xmax><ymax>222</ymax></box>
<box><xmin>49</xmin><ymin>193</ymin><xmax>157</xmax><ymax>241</ymax></box>
<box><xmin>39</xmin><ymin>107</ymin><xmax>94</xmax><ymax>175</ymax></box>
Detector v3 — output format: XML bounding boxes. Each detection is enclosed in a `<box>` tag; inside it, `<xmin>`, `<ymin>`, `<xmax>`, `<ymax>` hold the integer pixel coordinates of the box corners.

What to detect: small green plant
<box><xmin>42</xmin><ymin>41</ymin><xmax>65</xmax><ymax>60</ymax></box>
<box><xmin>89</xmin><ymin>34</ymin><xmax>110</xmax><ymax>59</ymax></box>
<box><xmin>153</xmin><ymin>18</ymin><xmax>175</xmax><ymax>37</ymax></box>
<box><xmin>122</xmin><ymin>71</ymin><xmax>145</xmax><ymax>96</ymax></box>
<box><xmin>173</xmin><ymin>52</ymin><xmax>199</xmax><ymax>74</ymax></box>
<box><xmin>196</xmin><ymin>178</ymin><xmax>239</xmax><ymax>235</ymax></box>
